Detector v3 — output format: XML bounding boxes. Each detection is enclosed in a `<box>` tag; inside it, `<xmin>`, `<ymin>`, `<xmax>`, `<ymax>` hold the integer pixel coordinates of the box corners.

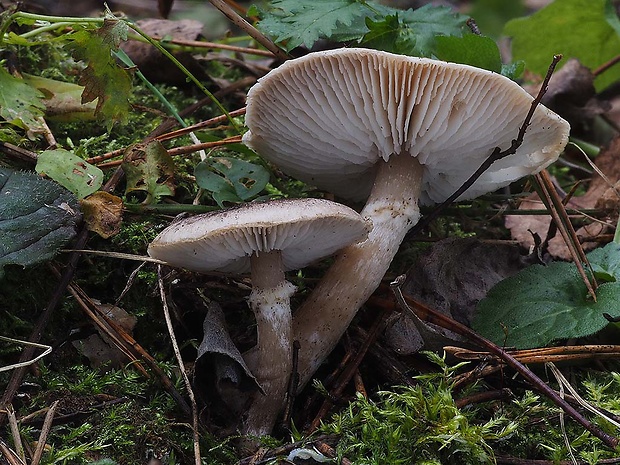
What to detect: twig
<box><xmin>156</xmin><ymin>108</ymin><xmax>246</xmax><ymax>143</ymax></box>
<box><xmin>0</xmin><ymin>439</ymin><xmax>25</xmax><ymax>465</ymax></box>
<box><xmin>593</xmin><ymin>53</ymin><xmax>620</xmax><ymax>77</ymax></box>
<box><xmin>157</xmin><ymin>266</ymin><xmax>201</xmax><ymax>465</ymax></box>
<box><xmin>31</xmin><ymin>400</ymin><xmax>59</xmax><ymax>465</ymax></box>
<box><xmin>6</xmin><ymin>405</ymin><xmax>25</xmax><ymax>462</ymax></box>
<box><xmin>0</xmin><ymin>336</ymin><xmax>51</xmax><ymax>373</ymax></box>
<box><xmin>390</xmin><ymin>276</ymin><xmax>619</xmax><ymax>449</ymax></box>
<box><xmin>65</xmin><ymin>278</ymin><xmax>192</xmax><ymax>415</ymax></box>
<box><xmin>408</xmin><ymin>54</ymin><xmax>563</xmax><ymax>238</ymax></box>
<box><xmin>534</xmin><ymin>170</ymin><xmax>597</xmax><ymax>299</ymax></box>
<box><xmin>96</xmin><ymin>136</ymin><xmax>243</xmax><ymax>168</ymax></box>
<box><xmin>207</xmin><ymin>0</ymin><xmax>289</xmax><ymax>61</ymax></box>
<box><xmin>147</xmin><ymin>36</ymin><xmax>275</xmax><ymax>57</ymax></box>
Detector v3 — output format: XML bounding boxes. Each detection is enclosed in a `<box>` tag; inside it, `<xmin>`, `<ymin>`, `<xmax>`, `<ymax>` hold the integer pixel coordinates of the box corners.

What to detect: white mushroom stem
<box><xmin>292</xmin><ymin>153</ymin><xmax>424</xmax><ymax>388</ymax></box>
<box><xmin>243</xmin><ymin>250</ymin><xmax>296</xmax><ymax>436</ymax></box>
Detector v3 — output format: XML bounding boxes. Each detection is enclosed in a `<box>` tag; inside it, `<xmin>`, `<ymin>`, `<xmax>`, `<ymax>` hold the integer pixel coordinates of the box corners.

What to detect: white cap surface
<box><xmin>243</xmin><ymin>48</ymin><xmax>570</xmax><ymax>204</ymax></box>
<box><xmin>148</xmin><ymin>198</ymin><xmax>370</xmax><ymax>274</ymax></box>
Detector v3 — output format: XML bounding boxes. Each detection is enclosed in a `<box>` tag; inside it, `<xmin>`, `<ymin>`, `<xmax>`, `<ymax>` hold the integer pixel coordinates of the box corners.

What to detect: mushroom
<box><xmin>243</xmin><ymin>48</ymin><xmax>570</xmax><ymax>387</ymax></box>
<box><xmin>147</xmin><ymin>198</ymin><xmax>370</xmax><ymax>435</ymax></box>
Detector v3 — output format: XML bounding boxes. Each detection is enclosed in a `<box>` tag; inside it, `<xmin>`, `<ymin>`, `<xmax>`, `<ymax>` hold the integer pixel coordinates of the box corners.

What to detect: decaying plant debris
<box><xmin>3</xmin><ymin>0</ymin><xmax>620</xmax><ymax>464</ymax></box>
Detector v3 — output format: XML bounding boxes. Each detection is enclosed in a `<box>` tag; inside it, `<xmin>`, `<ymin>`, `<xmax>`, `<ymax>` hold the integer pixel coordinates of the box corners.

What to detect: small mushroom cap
<box><xmin>147</xmin><ymin>198</ymin><xmax>370</xmax><ymax>274</ymax></box>
<box><xmin>243</xmin><ymin>48</ymin><xmax>570</xmax><ymax>204</ymax></box>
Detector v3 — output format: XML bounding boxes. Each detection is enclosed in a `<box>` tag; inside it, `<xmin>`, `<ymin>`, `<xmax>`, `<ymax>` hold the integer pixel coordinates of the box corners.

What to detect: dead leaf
<box><xmin>196</xmin><ymin>300</ymin><xmax>259</xmax><ymax>419</ymax></box>
<box><xmin>80</xmin><ymin>191</ymin><xmax>123</xmax><ymax>239</ymax></box>
<box><xmin>72</xmin><ymin>302</ymin><xmax>137</xmax><ymax>369</ymax></box>
<box><xmin>506</xmin><ymin>136</ymin><xmax>620</xmax><ymax>259</ymax></box>
<box><xmin>386</xmin><ymin>237</ymin><xmax>527</xmax><ymax>354</ymax></box>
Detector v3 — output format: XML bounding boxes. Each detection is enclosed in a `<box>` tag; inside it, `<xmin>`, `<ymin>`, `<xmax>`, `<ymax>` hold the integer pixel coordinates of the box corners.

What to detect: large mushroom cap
<box><xmin>243</xmin><ymin>48</ymin><xmax>570</xmax><ymax>204</ymax></box>
<box><xmin>148</xmin><ymin>198</ymin><xmax>370</xmax><ymax>274</ymax></box>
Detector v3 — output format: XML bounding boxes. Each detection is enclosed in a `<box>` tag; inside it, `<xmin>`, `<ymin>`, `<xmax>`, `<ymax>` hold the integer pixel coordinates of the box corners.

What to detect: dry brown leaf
<box><xmin>506</xmin><ymin>136</ymin><xmax>620</xmax><ymax>258</ymax></box>
<box><xmin>80</xmin><ymin>191</ymin><xmax>123</xmax><ymax>239</ymax></box>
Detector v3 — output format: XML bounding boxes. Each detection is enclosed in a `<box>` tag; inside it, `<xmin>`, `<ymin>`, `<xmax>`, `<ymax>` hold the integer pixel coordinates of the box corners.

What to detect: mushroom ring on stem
<box><xmin>243</xmin><ymin>48</ymin><xmax>571</xmax><ymax>388</ymax></box>
<box><xmin>147</xmin><ymin>198</ymin><xmax>370</xmax><ymax>435</ymax></box>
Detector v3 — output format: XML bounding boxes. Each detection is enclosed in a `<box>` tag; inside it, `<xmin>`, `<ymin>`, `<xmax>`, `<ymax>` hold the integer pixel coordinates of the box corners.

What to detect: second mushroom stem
<box><xmin>243</xmin><ymin>250</ymin><xmax>296</xmax><ymax>435</ymax></box>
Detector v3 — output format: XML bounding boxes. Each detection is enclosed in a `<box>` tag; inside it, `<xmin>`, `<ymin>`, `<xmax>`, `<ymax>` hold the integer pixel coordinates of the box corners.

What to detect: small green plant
<box><xmin>321</xmin><ymin>353</ymin><xmax>517</xmax><ymax>464</ymax></box>
<box><xmin>473</xmin><ymin>241</ymin><xmax>620</xmax><ymax>349</ymax></box>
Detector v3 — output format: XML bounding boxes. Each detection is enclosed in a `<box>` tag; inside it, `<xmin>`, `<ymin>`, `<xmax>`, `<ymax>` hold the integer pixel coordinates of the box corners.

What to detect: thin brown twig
<box><xmin>68</xmin><ymin>279</ymin><xmax>191</xmax><ymax>416</ymax></box>
<box><xmin>31</xmin><ymin>400</ymin><xmax>59</xmax><ymax>465</ymax></box>
<box><xmin>157</xmin><ymin>266</ymin><xmax>201</xmax><ymax>465</ymax></box>
<box><xmin>593</xmin><ymin>53</ymin><xmax>620</xmax><ymax>77</ymax></box>
<box><xmin>207</xmin><ymin>0</ymin><xmax>289</xmax><ymax>61</ymax></box>
<box><xmin>156</xmin><ymin>108</ymin><xmax>247</xmax><ymax>143</ymax></box>
<box><xmin>150</xmin><ymin>36</ymin><xmax>275</xmax><ymax>57</ymax></box>
<box><xmin>534</xmin><ymin>170</ymin><xmax>597</xmax><ymax>299</ymax></box>
<box><xmin>96</xmin><ymin>136</ymin><xmax>243</xmax><ymax>168</ymax></box>
<box><xmin>0</xmin><ymin>439</ymin><xmax>25</xmax><ymax>465</ymax></box>
<box><xmin>390</xmin><ymin>277</ymin><xmax>619</xmax><ymax>450</ymax></box>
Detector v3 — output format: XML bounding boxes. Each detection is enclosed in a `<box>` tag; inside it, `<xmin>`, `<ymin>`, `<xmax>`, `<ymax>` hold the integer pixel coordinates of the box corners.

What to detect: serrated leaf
<box><xmin>68</xmin><ymin>18</ymin><xmax>132</xmax><ymax>129</ymax></box>
<box><xmin>254</xmin><ymin>0</ymin><xmax>381</xmax><ymax>51</ymax></box>
<box><xmin>254</xmin><ymin>0</ymin><xmax>467</xmax><ymax>54</ymax></box>
<box><xmin>123</xmin><ymin>141</ymin><xmax>176</xmax><ymax>204</ymax></box>
<box><xmin>195</xmin><ymin>157</ymin><xmax>270</xmax><ymax>208</ymax></box>
<box><xmin>35</xmin><ymin>149</ymin><xmax>104</xmax><ymax>199</ymax></box>
<box><xmin>0</xmin><ymin>66</ymin><xmax>45</xmax><ymax>132</ymax></box>
<box><xmin>0</xmin><ymin>167</ymin><xmax>81</xmax><ymax>279</ymax></box>
<box><xmin>504</xmin><ymin>0</ymin><xmax>620</xmax><ymax>91</ymax></box>
<box><xmin>396</xmin><ymin>4</ymin><xmax>468</xmax><ymax>56</ymax></box>
<box><xmin>472</xmin><ymin>242</ymin><xmax>620</xmax><ymax>349</ymax></box>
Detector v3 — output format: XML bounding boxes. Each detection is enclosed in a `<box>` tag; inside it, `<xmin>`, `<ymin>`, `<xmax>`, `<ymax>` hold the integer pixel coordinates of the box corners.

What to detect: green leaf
<box><xmin>123</xmin><ymin>141</ymin><xmax>176</xmax><ymax>204</ymax></box>
<box><xmin>504</xmin><ymin>0</ymin><xmax>620</xmax><ymax>90</ymax></box>
<box><xmin>0</xmin><ymin>167</ymin><xmax>81</xmax><ymax>279</ymax></box>
<box><xmin>0</xmin><ymin>66</ymin><xmax>45</xmax><ymax>132</ymax></box>
<box><xmin>195</xmin><ymin>157</ymin><xmax>270</xmax><ymax>207</ymax></box>
<box><xmin>67</xmin><ymin>18</ymin><xmax>132</xmax><ymax>129</ymax></box>
<box><xmin>435</xmin><ymin>34</ymin><xmax>502</xmax><ymax>73</ymax></box>
<box><xmin>472</xmin><ymin>242</ymin><xmax>620</xmax><ymax>349</ymax></box>
<box><xmin>22</xmin><ymin>74</ymin><xmax>97</xmax><ymax>122</ymax></box>
<box><xmin>254</xmin><ymin>0</ymin><xmax>383</xmax><ymax>51</ymax></box>
<box><xmin>254</xmin><ymin>0</ymin><xmax>467</xmax><ymax>54</ymax></box>
<box><xmin>35</xmin><ymin>149</ymin><xmax>103</xmax><ymax>199</ymax></box>
<box><xmin>397</xmin><ymin>4</ymin><xmax>468</xmax><ymax>56</ymax></box>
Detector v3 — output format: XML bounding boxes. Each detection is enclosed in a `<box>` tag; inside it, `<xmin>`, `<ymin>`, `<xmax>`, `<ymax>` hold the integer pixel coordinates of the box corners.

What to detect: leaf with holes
<box><xmin>195</xmin><ymin>157</ymin><xmax>270</xmax><ymax>207</ymax></box>
<box><xmin>0</xmin><ymin>167</ymin><xmax>81</xmax><ymax>279</ymax></box>
<box><xmin>123</xmin><ymin>141</ymin><xmax>176</xmax><ymax>204</ymax></box>
<box><xmin>35</xmin><ymin>149</ymin><xmax>104</xmax><ymax>199</ymax></box>
<box><xmin>472</xmin><ymin>242</ymin><xmax>620</xmax><ymax>349</ymax></box>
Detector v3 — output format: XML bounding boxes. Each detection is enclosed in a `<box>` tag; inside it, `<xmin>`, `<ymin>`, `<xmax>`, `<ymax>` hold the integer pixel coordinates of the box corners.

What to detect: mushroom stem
<box><xmin>292</xmin><ymin>153</ymin><xmax>424</xmax><ymax>388</ymax></box>
<box><xmin>243</xmin><ymin>250</ymin><xmax>296</xmax><ymax>435</ymax></box>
